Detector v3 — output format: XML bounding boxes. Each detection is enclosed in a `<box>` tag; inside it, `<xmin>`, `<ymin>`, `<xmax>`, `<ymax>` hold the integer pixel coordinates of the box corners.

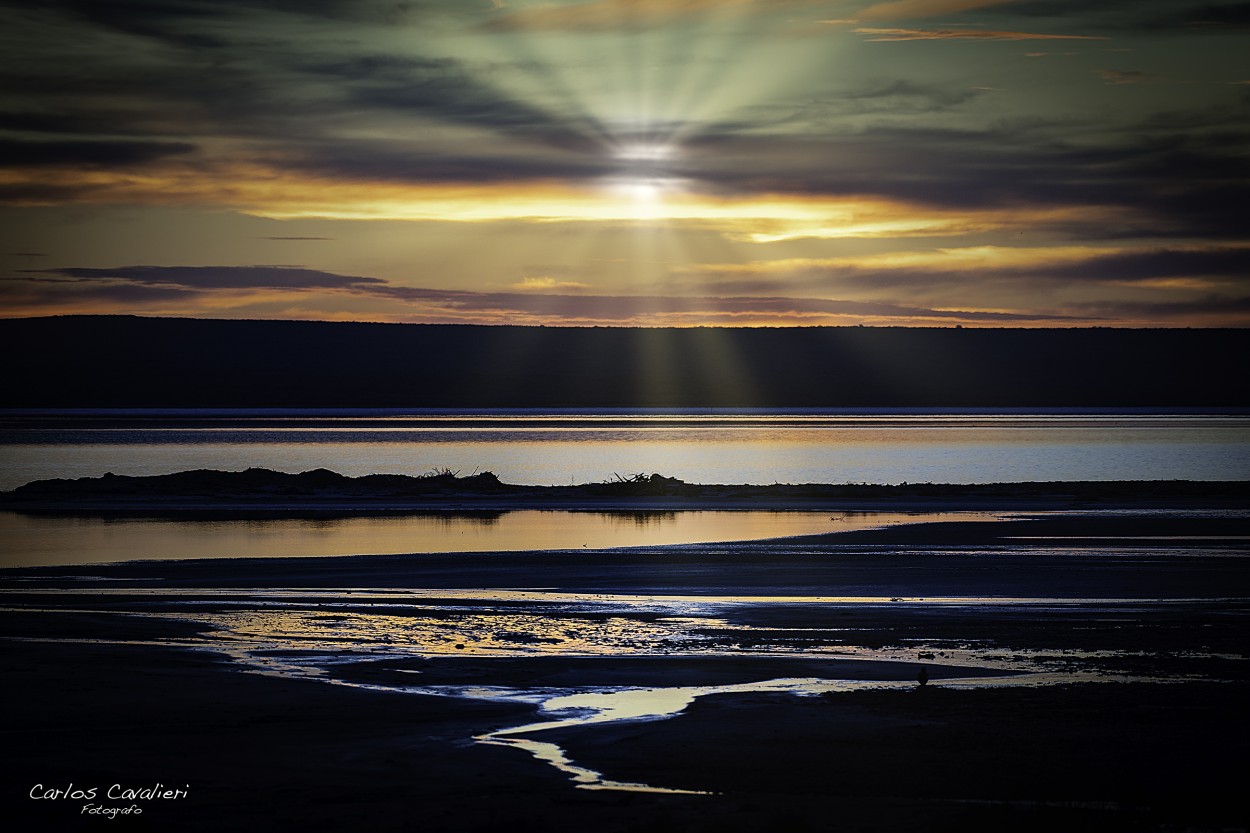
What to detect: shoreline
<box><xmin>8</xmin><ymin>496</ymin><xmax>1247</xmax><ymax>514</ymax></box>
<box><xmin>4</xmin><ymin>468</ymin><xmax>1247</xmax><ymax>515</ymax></box>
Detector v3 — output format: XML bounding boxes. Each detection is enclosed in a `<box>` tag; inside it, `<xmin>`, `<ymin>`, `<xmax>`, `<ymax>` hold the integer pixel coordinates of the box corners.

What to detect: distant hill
<box><xmin>1</xmin><ymin>315</ymin><xmax>1245</xmax><ymax>408</ymax></box>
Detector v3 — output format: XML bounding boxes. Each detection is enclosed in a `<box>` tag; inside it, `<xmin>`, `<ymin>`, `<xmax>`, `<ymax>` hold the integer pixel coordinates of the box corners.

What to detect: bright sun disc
<box><xmin>614</xmin><ymin>144</ymin><xmax>674</xmax><ymax>162</ymax></box>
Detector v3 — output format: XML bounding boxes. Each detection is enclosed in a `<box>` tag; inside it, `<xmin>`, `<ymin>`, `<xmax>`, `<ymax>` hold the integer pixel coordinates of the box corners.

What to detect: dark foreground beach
<box><xmin>2</xmin><ymin>507</ymin><xmax>1248</xmax><ymax>832</ymax></box>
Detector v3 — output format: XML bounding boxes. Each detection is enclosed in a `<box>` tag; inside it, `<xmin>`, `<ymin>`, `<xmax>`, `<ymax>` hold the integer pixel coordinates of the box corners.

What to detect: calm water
<box><xmin>0</xmin><ymin>509</ymin><xmax>995</xmax><ymax>568</ymax></box>
<box><xmin>2</xmin><ymin>410</ymin><xmax>1248</xmax><ymax>490</ymax></box>
<box><xmin>1</xmin><ymin>410</ymin><xmax>1245</xmax><ymax>567</ymax></box>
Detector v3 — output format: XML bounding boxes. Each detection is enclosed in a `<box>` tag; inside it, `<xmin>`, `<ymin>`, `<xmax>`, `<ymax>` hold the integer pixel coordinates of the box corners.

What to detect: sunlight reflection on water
<box><xmin>8</xmin><ymin>582</ymin><xmax>1230</xmax><ymax>796</ymax></box>
<box><xmin>0</xmin><ymin>509</ymin><xmax>999</xmax><ymax>567</ymax></box>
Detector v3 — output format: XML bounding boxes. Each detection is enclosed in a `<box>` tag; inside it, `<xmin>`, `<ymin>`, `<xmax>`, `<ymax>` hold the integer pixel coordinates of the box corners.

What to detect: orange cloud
<box><xmin>511</xmin><ymin>277</ymin><xmax>592</xmax><ymax>291</ymax></box>
<box><xmin>3</xmin><ymin>158</ymin><xmax>1130</xmax><ymax>242</ymax></box>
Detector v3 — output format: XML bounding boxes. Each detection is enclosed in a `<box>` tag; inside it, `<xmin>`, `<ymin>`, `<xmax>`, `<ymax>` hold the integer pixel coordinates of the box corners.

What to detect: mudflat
<box><xmin>1</xmin><ymin>508</ymin><xmax>1247</xmax><ymax>832</ymax></box>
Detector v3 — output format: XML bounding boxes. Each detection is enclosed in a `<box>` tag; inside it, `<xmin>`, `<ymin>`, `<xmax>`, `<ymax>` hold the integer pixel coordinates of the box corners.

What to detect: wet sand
<box><xmin>1</xmin><ymin>510</ymin><xmax>1247</xmax><ymax>832</ymax></box>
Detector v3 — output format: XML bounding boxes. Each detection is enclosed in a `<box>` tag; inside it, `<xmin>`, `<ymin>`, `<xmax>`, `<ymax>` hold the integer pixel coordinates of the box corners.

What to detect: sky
<box><xmin>0</xmin><ymin>0</ymin><xmax>1247</xmax><ymax>327</ymax></box>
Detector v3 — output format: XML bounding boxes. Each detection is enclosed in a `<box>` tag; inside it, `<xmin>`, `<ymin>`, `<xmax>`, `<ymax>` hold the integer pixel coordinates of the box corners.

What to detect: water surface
<box><xmin>2</xmin><ymin>410</ymin><xmax>1247</xmax><ymax>490</ymax></box>
<box><xmin>0</xmin><ymin>509</ymin><xmax>993</xmax><ymax>568</ymax></box>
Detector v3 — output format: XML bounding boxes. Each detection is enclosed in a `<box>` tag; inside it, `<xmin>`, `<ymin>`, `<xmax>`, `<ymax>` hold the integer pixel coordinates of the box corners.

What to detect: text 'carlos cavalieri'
<box><xmin>31</xmin><ymin>783</ymin><xmax>190</xmax><ymax>818</ymax></box>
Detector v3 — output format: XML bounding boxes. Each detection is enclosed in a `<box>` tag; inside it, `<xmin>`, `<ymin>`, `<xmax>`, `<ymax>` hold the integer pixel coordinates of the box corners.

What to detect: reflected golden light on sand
<box><xmin>191</xmin><ymin>607</ymin><xmax>723</xmax><ymax>657</ymax></box>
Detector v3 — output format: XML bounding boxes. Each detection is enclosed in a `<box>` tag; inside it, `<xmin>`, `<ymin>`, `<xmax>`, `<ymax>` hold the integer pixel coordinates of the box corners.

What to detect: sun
<box><xmin>607</xmin><ymin>176</ymin><xmax>676</xmax><ymax>219</ymax></box>
<box><xmin>613</xmin><ymin>144</ymin><xmax>675</xmax><ymax>163</ymax></box>
<box><xmin>605</xmin><ymin>141</ymin><xmax>683</xmax><ymax>218</ymax></box>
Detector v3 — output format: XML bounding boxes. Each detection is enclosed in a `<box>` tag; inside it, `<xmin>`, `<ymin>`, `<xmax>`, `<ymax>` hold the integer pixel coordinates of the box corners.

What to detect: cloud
<box><xmin>1178</xmin><ymin>3</ymin><xmax>1250</xmax><ymax>28</ymax></box>
<box><xmin>1098</xmin><ymin>69</ymin><xmax>1155</xmax><ymax>85</ymax></box>
<box><xmin>1</xmin><ymin>0</ymin><xmax>1246</xmax><ymax>278</ymax></box>
<box><xmin>260</xmin><ymin>237</ymin><xmax>333</xmax><ymax>241</ymax></box>
<box><xmin>2</xmin><ymin>104</ymin><xmax>1244</xmax><ymax>249</ymax></box>
<box><xmin>13</xmin><ymin>258</ymin><xmax>1250</xmax><ymax>325</ymax></box>
<box><xmin>680</xmin><ymin>243</ymin><xmax>1250</xmax><ymax>311</ymax></box>
<box><xmin>1061</xmin><ymin>294</ymin><xmax>1250</xmax><ymax>323</ymax></box>
<box><xmin>482</xmin><ymin>0</ymin><xmax>811</xmax><ymax>32</ymax></box>
<box><xmin>782</xmin><ymin>80</ymin><xmax>988</xmax><ymax>115</ymax></box>
<box><xmin>26</xmin><ymin>265</ymin><xmax>386</xmax><ymax>290</ymax></box>
<box><xmin>682</xmin><ymin>244</ymin><xmax>1250</xmax><ymax>293</ymax></box>
<box><xmin>856</xmin><ymin>0</ymin><xmax>1019</xmax><ymax>22</ymax></box>
<box><xmin>0</xmin><ymin>279</ymin><xmax>202</xmax><ymax>315</ymax></box>
<box><xmin>6</xmin><ymin>263</ymin><xmax>1086</xmax><ymax>325</ymax></box>
<box><xmin>2</xmin><ymin>1</ymin><xmax>449</xmax><ymax>47</ymax></box>
<box><xmin>1022</xmin><ymin>246</ymin><xmax>1250</xmax><ymax>282</ymax></box>
<box><xmin>511</xmin><ymin>277</ymin><xmax>592</xmax><ymax>291</ymax></box>
<box><xmin>854</xmin><ymin>27</ymin><xmax>1108</xmax><ymax>41</ymax></box>
<box><xmin>0</xmin><ymin>138</ymin><xmax>196</xmax><ymax>168</ymax></box>
<box><xmin>298</xmin><ymin>54</ymin><xmax>570</xmax><ymax>137</ymax></box>
<box><xmin>1004</xmin><ymin>1</ymin><xmax>1250</xmax><ymax>34</ymax></box>
<box><xmin>374</xmin><ymin>286</ymin><xmax>1082</xmax><ymax>324</ymax></box>
<box><xmin>669</xmin><ymin>244</ymin><xmax>1250</xmax><ymax>326</ymax></box>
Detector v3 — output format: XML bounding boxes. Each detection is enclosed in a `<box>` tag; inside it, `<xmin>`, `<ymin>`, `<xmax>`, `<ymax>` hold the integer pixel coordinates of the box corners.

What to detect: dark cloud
<box><xmin>0</xmin><ymin>7</ymin><xmax>605</xmax><ymax>168</ymax></box>
<box><xmin>15</xmin><ymin>257</ymin><xmax>1240</xmax><ymax>324</ymax></box>
<box><xmin>1137</xmin><ymin>96</ymin><xmax>1250</xmax><ymax>131</ymax></box>
<box><xmin>11</xmin><ymin>264</ymin><xmax>1083</xmax><ymax>324</ymax></box>
<box><xmin>1064</xmin><ymin>294</ymin><xmax>1250</xmax><ymax>320</ymax></box>
<box><xmin>27</xmin><ymin>265</ymin><xmax>385</xmax><ymax>290</ymax></box>
<box><xmin>0</xmin><ymin>182</ymin><xmax>114</xmax><ymax>203</ymax></box>
<box><xmin>0</xmin><ymin>49</ymin><xmax>318</xmax><ymax>145</ymax></box>
<box><xmin>843</xmin><ymin>80</ymin><xmax>982</xmax><ymax>107</ymax></box>
<box><xmin>377</xmin><ymin>287</ymin><xmax>1081</xmax><ymax>323</ymax></box>
<box><xmin>855</xmin><ymin>27</ymin><xmax>1107</xmax><ymax>41</ymax></box>
<box><xmin>0</xmin><ymin>1</ymin><xmax>451</xmax><ymax>48</ymax></box>
<box><xmin>0</xmin><ymin>0</ymin><xmax>1246</xmax><ymax>288</ymax></box>
<box><xmin>1099</xmin><ymin>69</ymin><xmax>1155</xmax><ymax>85</ymax></box>
<box><xmin>0</xmin><ymin>279</ymin><xmax>200</xmax><ymax>306</ymax></box>
<box><xmin>0</xmin><ymin>111</ymin><xmax>152</xmax><ymax>137</ymax></box>
<box><xmin>1003</xmin><ymin>0</ymin><xmax>1250</xmax><ymax>33</ymax></box>
<box><xmin>273</xmin><ymin>143</ymin><xmax>611</xmax><ymax>185</ymax></box>
<box><xmin>295</xmin><ymin>54</ymin><xmax>593</xmax><ymax>140</ymax></box>
<box><xmin>1030</xmin><ymin>247</ymin><xmax>1250</xmax><ymax>282</ymax></box>
<box><xmin>0</xmin><ymin>4</ymin><xmax>493</xmax><ymax>148</ymax></box>
<box><xmin>749</xmin><ymin>81</ymin><xmax>986</xmax><ymax>127</ymax></box>
<box><xmin>1175</xmin><ymin>2</ymin><xmax>1250</xmax><ymax>28</ymax></box>
<box><xmin>0</xmin><ymin>138</ymin><xmax>196</xmax><ymax>168</ymax></box>
<box><xmin>656</xmin><ymin>113</ymin><xmax>1250</xmax><ymax>241</ymax></box>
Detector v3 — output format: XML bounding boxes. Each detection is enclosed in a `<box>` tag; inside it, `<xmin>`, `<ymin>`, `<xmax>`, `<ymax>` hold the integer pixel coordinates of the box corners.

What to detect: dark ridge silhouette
<box><xmin>1</xmin><ymin>315</ymin><xmax>1246</xmax><ymax>408</ymax></box>
<box><xmin>4</xmin><ymin>468</ymin><xmax>1247</xmax><ymax>509</ymax></box>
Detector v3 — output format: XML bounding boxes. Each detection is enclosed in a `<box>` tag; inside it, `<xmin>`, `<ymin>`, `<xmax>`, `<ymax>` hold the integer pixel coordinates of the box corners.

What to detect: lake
<box><xmin>0</xmin><ymin>509</ymin><xmax>1002</xmax><ymax>567</ymax></box>
<box><xmin>2</xmin><ymin>410</ymin><xmax>1247</xmax><ymax>491</ymax></box>
<box><xmin>1</xmin><ymin>409</ymin><xmax>1245</xmax><ymax>567</ymax></box>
